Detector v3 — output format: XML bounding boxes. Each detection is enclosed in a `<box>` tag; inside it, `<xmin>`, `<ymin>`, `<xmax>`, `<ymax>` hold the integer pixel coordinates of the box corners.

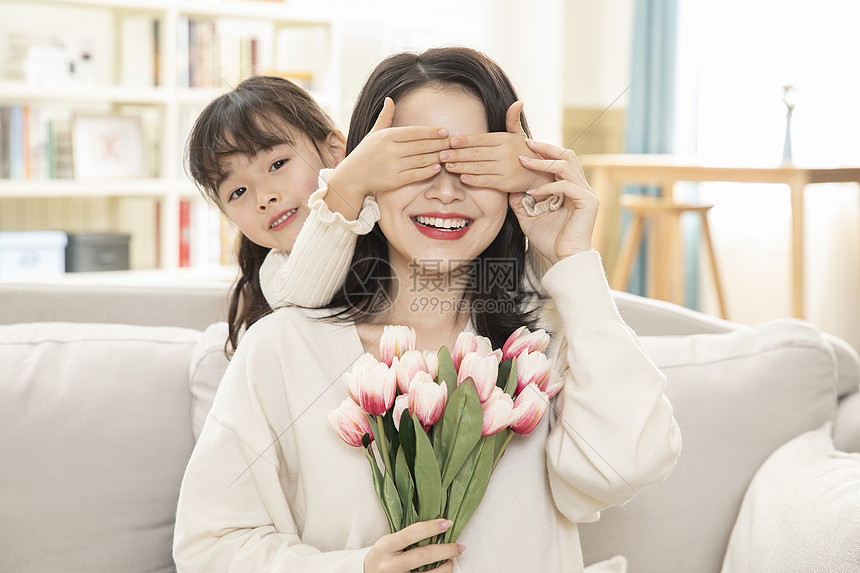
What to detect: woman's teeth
<box><xmin>414</xmin><ymin>216</ymin><xmax>470</xmax><ymax>230</ymax></box>
<box><xmin>270</xmin><ymin>209</ymin><xmax>296</xmax><ymax>228</ymax></box>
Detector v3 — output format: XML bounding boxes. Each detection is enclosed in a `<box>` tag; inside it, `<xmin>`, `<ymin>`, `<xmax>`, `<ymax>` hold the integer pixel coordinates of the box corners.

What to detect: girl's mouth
<box><xmin>269</xmin><ymin>208</ymin><xmax>298</xmax><ymax>230</ymax></box>
<box><xmin>411</xmin><ymin>215</ymin><xmax>473</xmax><ymax>240</ymax></box>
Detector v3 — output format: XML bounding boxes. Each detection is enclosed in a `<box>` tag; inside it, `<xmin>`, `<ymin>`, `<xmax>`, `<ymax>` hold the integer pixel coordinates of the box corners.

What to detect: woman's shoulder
<box><xmin>243</xmin><ymin>306</ymin><xmax>348</xmax><ymax>346</ymax></box>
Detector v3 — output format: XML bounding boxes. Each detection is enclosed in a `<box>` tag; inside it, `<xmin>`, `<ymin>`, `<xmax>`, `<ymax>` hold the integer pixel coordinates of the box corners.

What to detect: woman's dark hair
<box><xmin>326</xmin><ymin>47</ymin><xmax>539</xmax><ymax>349</ymax></box>
<box><xmin>185</xmin><ymin>75</ymin><xmax>340</xmax><ymax>354</ymax></box>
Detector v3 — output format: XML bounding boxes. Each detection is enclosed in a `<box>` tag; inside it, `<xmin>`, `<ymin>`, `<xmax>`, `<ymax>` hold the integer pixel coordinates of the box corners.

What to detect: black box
<box><xmin>65</xmin><ymin>233</ymin><xmax>131</xmax><ymax>272</ymax></box>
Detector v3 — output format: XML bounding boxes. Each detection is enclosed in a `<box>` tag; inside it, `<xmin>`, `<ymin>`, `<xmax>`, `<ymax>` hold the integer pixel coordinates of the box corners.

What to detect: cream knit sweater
<box><xmin>174</xmin><ymin>244</ymin><xmax>681</xmax><ymax>572</ymax></box>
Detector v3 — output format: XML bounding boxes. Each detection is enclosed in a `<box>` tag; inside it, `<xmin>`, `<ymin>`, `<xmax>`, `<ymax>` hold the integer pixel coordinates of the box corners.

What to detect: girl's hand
<box><xmin>509</xmin><ymin>140</ymin><xmax>599</xmax><ymax>264</ymax></box>
<box><xmin>439</xmin><ymin>101</ymin><xmax>554</xmax><ymax>194</ymax></box>
<box><xmin>325</xmin><ymin>98</ymin><xmax>451</xmax><ymax>220</ymax></box>
<box><xmin>364</xmin><ymin>519</ymin><xmax>464</xmax><ymax>573</ymax></box>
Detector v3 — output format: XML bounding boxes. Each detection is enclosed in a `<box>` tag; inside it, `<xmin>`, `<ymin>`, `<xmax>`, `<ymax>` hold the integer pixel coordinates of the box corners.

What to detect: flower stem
<box><xmin>492</xmin><ymin>431</ymin><xmax>514</xmax><ymax>472</ymax></box>
<box><xmin>376</xmin><ymin>415</ymin><xmax>395</xmax><ymax>477</ymax></box>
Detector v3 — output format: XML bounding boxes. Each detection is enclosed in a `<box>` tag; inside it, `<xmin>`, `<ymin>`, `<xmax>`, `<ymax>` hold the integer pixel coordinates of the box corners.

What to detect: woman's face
<box><xmin>217</xmin><ymin>128</ymin><xmax>344</xmax><ymax>251</ymax></box>
<box><xmin>377</xmin><ymin>86</ymin><xmax>509</xmax><ymax>273</ymax></box>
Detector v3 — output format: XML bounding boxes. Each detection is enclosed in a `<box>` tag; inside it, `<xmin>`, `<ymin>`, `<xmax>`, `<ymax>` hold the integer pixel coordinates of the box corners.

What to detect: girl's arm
<box><xmin>514</xmin><ymin>142</ymin><xmax>681</xmax><ymax>521</ymax></box>
<box><xmin>260</xmin><ymin>98</ymin><xmax>451</xmax><ymax>309</ymax></box>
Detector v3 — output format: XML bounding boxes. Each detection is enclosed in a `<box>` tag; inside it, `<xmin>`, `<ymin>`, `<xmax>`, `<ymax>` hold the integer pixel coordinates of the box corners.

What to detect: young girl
<box><xmin>175</xmin><ymin>48</ymin><xmax>680</xmax><ymax>573</ymax></box>
<box><xmin>186</xmin><ymin>75</ymin><xmax>546</xmax><ymax>352</ymax></box>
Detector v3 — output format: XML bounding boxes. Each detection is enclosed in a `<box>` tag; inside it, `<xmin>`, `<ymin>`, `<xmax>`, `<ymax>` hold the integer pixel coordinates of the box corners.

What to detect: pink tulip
<box><xmin>344</xmin><ymin>353</ymin><xmax>380</xmax><ymax>405</ymax></box>
<box><xmin>452</xmin><ymin>332</ymin><xmax>495</xmax><ymax>370</ymax></box>
<box><xmin>380</xmin><ymin>325</ymin><xmax>416</xmax><ymax>366</ymax></box>
<box><xmin>408</xmin><ymin>371</ymin><xmax>447</xmax><ymax>430</ymax></box>
<box><xmin>510</xmin><ymin>383</ymin><xmax>550</xmax><ymax>436</ymax></box>
<box><xmin>423</xmin><ymin>350</ymin><xmax>439</xmax><ymax>380</ymax></box>
<box><xmin>544</xmin><ymin>371</ymin><xmax>564</xmax><ymax>399</ymax></box>
<box><xmin>502</xmin><ymin>326</ymin><xmax>550</xmax><ymax>362</ymax></box>
<box><xmin>514</xmin><ymin>349</ymin><xmax>552</xmax><ymax>395</ymax></box>
<box><xmin>457</xmin><ymin>352</ymin><xmax>499</xmax><ymax>402</ymax></box>
<box><xmin>394</xmin><ymin>350</ymin><xmax>428</xmax><ymax>394</ymax></box>
<box><xmin>392</xmin><ymin>394</ymin><xmax>410</xmax><ymax>430</ymax></box>
<box><xmin>328</xmin><ymin>397</ymin><xmax>373</xmax><ymax>447</ymax></box>
<box><xmin>481</xmin><ymin>387</ymin><xmax>514</xmax><ymax>436</ymax></box>
<box><xmin>346</xmin><ymin>357</ymin><xmax>396</xmax><ymax>416</ymax></box>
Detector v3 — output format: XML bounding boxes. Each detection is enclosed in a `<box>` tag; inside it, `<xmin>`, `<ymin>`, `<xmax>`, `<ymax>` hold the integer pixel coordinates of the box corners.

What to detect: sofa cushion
<box><xmin>579</xmin><ymin>319</ymin><xmax>839</xmax><ymax>573</ymax></box>
<box><xmin>0</xmin><ymin>322</ymin><xmax>200</xmax><ymax>573</ymax></box>
<box><xmin>189</xmin><ymin>322</ymin><xmax>231</xmax><ymax>440</ymax></box>
<box><xmin>721</xmin><ymin>422</ymin><xmax>860</xmax><ymax>573</ymax></box>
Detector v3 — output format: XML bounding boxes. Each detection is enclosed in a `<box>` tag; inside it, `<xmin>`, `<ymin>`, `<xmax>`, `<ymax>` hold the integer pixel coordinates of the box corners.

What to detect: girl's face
<box><xmin>217</xmin><ymin>129</ymin><xmax>345</xmax><ymax>251</ymax></box>
<box><xmin>378</xmin><ymin>86</ymin><xmax>508</xmax><ymax>273</ymax></box>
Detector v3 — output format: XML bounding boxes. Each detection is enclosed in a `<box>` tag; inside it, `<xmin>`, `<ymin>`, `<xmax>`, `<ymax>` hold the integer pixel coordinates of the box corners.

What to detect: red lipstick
<box><xmin>411</xmin><ymin>212</ymin><xmax>473</xmax><ymax>241</ymax></box>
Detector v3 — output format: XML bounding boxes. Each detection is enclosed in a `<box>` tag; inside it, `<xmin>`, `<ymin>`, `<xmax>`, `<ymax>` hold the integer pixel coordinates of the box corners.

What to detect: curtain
<box><xmin>622</xmin><ymin>0</ymin><xmax>682</xmax><ymax>298</ymax></box>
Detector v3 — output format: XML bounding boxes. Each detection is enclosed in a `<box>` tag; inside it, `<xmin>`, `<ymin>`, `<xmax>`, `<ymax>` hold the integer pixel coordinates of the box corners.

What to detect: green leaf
<box><xmin>382</xmin><ymin>408</ymin><xmax>400</xmax><ymax>470</ymax></box>
<box><xmin>436</xmin><ymin>346</ymin><xmax>458</xmax><ymax>396</ymax></box>
<box><xmin>503</xmin><ymin>356</ymin><xmax>518</xmax><ymax>397</ymax></box>
<box><xmin>444</xmin><ymin>436</ymin><xmax>494</xmax><ymax>543</ymax></box>
<box><xmin>394</xmin><ymin>446</ymin><xmax>415</xmax><ymax>529</ymax></box>
<box><xmin>365</xmin><ymin>449</ymin><xmax>395</xmax><ymax>533</ymax></box>
<box><xmin>493</xmin><ymin>428</ymin><xmax>511</xmax><ymax>460</ymax></box>
<box><xmin>412</xmin><ymin>413</ymin><xmax>443</xmax><ymax>524</ymax></box>
<box><xmin>439</xmin><ymin>379</ymin><xmax>483</xmax><ymax>488</ymax></box>
<box><xmin>382</xmin><ymin>467</ymin><xmax>403</xmax><ymax>534</ymax></box>
<box><xmin>398</xmin><ymin>412</ymin><xmax>417</xmax><ymax>477</ymax></box>
<box><xmin>497</xmin><ymin>359</ymin><xmax>511</xmax><ymax>391</ymax></box>
<box><xmin>367</xmin><ymin>416</ymin><xmax>382</xmax><ymax>451</ymax></box>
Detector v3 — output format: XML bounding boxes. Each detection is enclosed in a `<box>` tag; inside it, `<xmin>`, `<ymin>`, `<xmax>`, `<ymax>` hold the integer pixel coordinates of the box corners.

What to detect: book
<box><xmin>179</xmin><ymin>199</ymin><xmax>191</xmax><ymax>267</ymax></box>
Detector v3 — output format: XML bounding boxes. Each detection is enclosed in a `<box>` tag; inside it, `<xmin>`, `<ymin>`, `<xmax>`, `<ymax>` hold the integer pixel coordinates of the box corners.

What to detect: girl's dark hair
<box><xmin>326</xmin><ymin>47</ymin><xmax>539</xmax><ymax>349</ymax></box>
<box><xmin>185</xmin><ymin>75</ymin><xmax>339</xmax><ymax>353</ymax></box>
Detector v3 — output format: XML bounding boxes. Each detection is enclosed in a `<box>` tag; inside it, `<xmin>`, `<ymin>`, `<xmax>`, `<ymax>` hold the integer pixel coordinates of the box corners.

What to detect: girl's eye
<box><xmin>229</xmin><ymin>187</ymin><xmax>247</xmax><ymax>201</ymax></box>
<box><xmin>270</xmin><ymin>159</ymin><xmax>287</xmax><ymax>172</ymax></box>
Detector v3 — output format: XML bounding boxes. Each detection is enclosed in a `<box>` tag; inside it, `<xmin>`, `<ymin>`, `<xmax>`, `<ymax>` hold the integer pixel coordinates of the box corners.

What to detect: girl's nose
<box><xmin>424</xmin><ymin>168</ymin><xmax>465</xmax><ymax>203</ymax></box>
<box><xmin>256</xmin><ymin>186</ymin><xmax>280</xmax><ymax>211</ymax></box>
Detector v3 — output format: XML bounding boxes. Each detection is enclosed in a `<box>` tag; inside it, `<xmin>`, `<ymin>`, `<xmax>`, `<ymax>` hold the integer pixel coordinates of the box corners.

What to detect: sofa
<box><xmin>1</xmin><ymin>278</ymin><xmax>858</xmax><ymax>573</ymax></box>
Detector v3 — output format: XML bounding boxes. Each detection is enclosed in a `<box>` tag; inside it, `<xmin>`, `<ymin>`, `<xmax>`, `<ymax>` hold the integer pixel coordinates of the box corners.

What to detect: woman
<box><xmin>174</xmin><ymin>47</ymin><xmax>680</xmax><ymax>573</ymax></box>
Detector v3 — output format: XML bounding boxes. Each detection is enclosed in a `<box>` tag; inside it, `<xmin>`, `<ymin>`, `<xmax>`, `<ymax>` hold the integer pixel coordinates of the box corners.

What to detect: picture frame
<box><xmin>72</xmin><ymin>114</ymin><xmax>146</xmax><ymax>179</ymax></box>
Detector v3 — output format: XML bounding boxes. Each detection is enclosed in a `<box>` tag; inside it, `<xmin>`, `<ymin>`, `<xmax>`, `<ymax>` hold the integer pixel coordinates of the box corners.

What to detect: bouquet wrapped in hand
<box><xmin>328</xmin><ymin>325</ymin><xmax>561</xmax><ymax>568</ymax></box>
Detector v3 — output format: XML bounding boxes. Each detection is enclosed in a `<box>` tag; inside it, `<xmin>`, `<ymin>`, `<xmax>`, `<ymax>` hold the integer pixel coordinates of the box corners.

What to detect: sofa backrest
<box><xmin>0</xmin><ymin>321</ymin><xmax>204</xmax><ymax>573</ymax></box>
<box><xmin>0</xmin><ymin>280</ymin><xmax>230</xmax><ymax>330</ymax></box>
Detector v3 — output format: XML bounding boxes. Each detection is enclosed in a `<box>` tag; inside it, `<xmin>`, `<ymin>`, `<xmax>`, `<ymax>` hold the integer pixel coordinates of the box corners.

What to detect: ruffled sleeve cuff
<box><xmin>259</xmin><ymin>169</ymin><xmax>380</xmax><ymax>309</ymax></box>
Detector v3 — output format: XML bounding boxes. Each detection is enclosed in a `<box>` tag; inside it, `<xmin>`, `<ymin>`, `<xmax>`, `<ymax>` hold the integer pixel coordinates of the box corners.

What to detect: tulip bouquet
<box><xmin>328</xmin><ymin>325</ymin><xmax>561</xmax><ymax>567</ymax></box>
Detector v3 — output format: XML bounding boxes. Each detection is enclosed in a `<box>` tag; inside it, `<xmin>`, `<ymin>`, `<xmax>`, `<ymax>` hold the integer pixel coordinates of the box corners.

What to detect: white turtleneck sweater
<box><xmin>174</xmin><ymin>220</ymin><xmax>681</xmax><ymax>572</ymax></box>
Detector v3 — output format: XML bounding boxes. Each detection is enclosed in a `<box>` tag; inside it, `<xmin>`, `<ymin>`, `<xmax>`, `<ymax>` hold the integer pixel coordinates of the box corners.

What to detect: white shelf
<box><xmin>0</xmin><ymin>0</ymin><xmax>341</xmax><ymax>270</ymax></box>
<box><xmin>0</xmin><ymin>178</ymin><xmax>198</xmax><ymax>198</ymax></box>
<box><xmin>0</xmin><ymin>82</ymin><xmax>171</xmax><ymax>105</ymax></box>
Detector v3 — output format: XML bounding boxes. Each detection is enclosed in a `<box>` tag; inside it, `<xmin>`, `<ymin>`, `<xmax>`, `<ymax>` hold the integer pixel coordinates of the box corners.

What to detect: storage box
<box><xmin>0</xmin><ymin>231</ymin><xmax>68</xmax><ymax>279</ymax></box>
<box><xmin>65</xmin><ymin>233</ymin><xmax>131</xmax><ymax>272</ymax></box>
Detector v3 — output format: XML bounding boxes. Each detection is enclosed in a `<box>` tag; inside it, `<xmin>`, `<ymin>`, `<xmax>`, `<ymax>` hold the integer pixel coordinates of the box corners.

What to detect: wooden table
<box><xmin>578</xmin><ymin>154</ymin><xmax>860</xmax><ymax>318</ymax></box>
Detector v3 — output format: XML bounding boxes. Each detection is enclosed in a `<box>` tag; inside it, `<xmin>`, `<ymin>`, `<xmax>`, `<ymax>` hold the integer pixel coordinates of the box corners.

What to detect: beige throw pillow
<box><xmin>721</xmin><ymin>422</ymin><xmax>860</xmax><ymax>573</ymax></box>
<box><xmin>579</xmin><ymin>319</ymin><xmax>839</xmax><ymax>573</ymax></box>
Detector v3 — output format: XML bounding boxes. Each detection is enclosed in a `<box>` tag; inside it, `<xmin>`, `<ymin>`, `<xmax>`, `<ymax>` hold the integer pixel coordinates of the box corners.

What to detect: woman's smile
<box><xmin>411</xmin><ymin>212</ymin><xmax>474</xmax><ymax>240</ymax></box>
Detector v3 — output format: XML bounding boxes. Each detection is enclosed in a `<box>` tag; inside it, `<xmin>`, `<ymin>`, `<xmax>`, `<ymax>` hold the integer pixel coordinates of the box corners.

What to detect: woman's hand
<box><xmin>325</xmin><ymin>98</ymin><xmax>451</xmax><ymax>220</ymax></box>
<box><xmin>439</xmin><ymin>101</ymin><xmax>554</xmax><ymax>194</ymax></box>
<box><xmin>364</xmin><ymin>519</ymin><xmax>464</xmax><ymax>573</ymax></box>
<box><xmin>509</xmin><ymin>140</ymin><xmax>599</xmax><ymax>264</ymax></box>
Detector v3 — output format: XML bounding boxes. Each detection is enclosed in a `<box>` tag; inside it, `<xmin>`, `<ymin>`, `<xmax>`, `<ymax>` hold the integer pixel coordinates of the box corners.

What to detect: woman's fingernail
<box><xmin>457</xmin><ymin>544</ymin><xmax>466</xmax><ymax>554</ymax></box>
<box><xmin>446</xmin><ymin>162</ymin><xmax>456</xmax><ymax>171</ymax></box>
<box><xmin>431</xmin><ymin>163</ymin><xmax>442</xmax><ymax>171</ymax></box>
<box><xmin>450</xmin><ymin>138</ymin><xmax>462</xmax><ymax>147</ymax></box>
<box><xmin>439</xmin><ymin>151</ymin><xmax>449</xmax><ymax>161</ymax></box>
<box><xmin>438</xmin><ymin>128</ymin><xmax>448</xmax><ymax>137</ymax></box>
<box><xmin>524</xmin><ymin>189</ymin><xmax>535</xmax><ymax>195</ymax></box>
<box><xmin>461</xmin><ymin>174</ymin><xmax>472</xmax><ymax>183</ymax></box>
<box><xmin>519</xmin><ymin>155</ymin><xmax>531</xmax><ymax>163</ymax></box>
<box><xmin>439</xmin><ymin>520</ymin><xmax>453</xmax><ymax>531</ymax></box>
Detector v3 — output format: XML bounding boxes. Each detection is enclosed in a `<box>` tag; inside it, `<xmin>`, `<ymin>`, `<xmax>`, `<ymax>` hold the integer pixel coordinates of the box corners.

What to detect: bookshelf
<box><xmin>0</xmin><ymin>0</ymin><xmax>342</xmax><ymax>270</ymax></box>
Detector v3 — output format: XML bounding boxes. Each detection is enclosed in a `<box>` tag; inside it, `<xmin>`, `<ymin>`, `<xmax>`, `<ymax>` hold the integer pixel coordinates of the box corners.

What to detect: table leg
<box><xmin>589</xmin><ymin>167</ymin><xmax>612</xmax><ymax>258</ymax></box>
<box><xmin>789</xmin><ymin>176</ymin><xmax>808</xmax><ymax>318</ymax></box>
